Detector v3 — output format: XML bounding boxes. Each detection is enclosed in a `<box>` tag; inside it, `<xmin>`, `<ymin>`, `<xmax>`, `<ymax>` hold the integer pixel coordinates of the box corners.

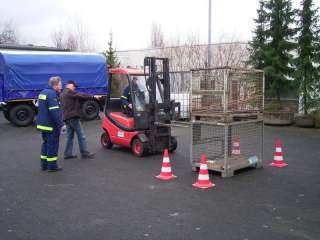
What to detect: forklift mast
<box><xmin>144</xmin><ymin>57</ymin><xmax>170</xmax><ymax>105</ymax></box>
<box><xmin>143</xmin><ymin>57</ymin><xmax>179</xmax><ymax>124</ymax></box>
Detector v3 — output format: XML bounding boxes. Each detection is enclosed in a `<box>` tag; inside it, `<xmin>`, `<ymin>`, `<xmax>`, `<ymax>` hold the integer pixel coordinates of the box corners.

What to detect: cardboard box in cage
<box><xmin>190</xmin><ymin>120</ymin><xmax>264</xmax><ymax>178</ymax></box>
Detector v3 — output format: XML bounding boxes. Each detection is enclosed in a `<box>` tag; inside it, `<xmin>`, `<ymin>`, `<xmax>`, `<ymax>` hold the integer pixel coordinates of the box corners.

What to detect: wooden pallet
<box><xmin>191</xmin><ymin>112</ymin><xmax>263</xmax><ymax>123</ymax></box>
<box><xmin>192</xmin><ymin>155</ymin><xmax>262</xmax><ymax>178</ymax></box>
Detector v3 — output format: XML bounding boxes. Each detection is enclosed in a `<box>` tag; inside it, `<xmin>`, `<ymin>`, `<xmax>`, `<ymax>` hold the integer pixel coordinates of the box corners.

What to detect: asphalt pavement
<box><xmin>0</xmin><ymin>114</ymin><xmax>319</xmax><ymax>240</ymax></box>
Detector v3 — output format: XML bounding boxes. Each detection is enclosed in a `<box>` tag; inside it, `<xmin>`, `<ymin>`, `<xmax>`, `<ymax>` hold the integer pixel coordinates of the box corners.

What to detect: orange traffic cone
<box><xmin>156</xmin><ymin>149</ymin><xmax>177</xmax><ymax>180</ymax></box>
<box><xmin>193</xmin><ymin>154</ymin><xmax>215</xmax><ymax>189</ymax></box>
<box><xmin>232</xmin><ymin>137</ymin><xmax>241</xmax><ymax>156</ymax></box>
<box><xmin>270</xmin><ymin>139</ymin><xmax>288</xmax><ymax>168</ymax></box>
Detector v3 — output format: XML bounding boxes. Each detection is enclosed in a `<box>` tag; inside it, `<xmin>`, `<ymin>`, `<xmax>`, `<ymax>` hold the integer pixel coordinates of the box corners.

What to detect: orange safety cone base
<box><xmin>192</xmin><ymin>154</ymin><xmax>215</xmax><ymax>189</ymax></box>
<box><xmin>156</xmin><ymin>148</ymin><xmax>177</xmax><ymax>181</ymax></box>
<box><xmin>156</xmin><ymin>174</ymin><xmax>177</xmax><ymax>180</ymax></box>
<box><xmin>270</xmin><ymin>162</ymin><xmax>288</xmax><ymax>168</ymax></box>
<box><xmin>270</xmin><ymin>139</ymin><xmax>288</xmax><ymax>168</ymax></box>
<box><xmin>192</xmin><ymin>181</ymin><xmax>215</xmax><ymax>189</ymax></box>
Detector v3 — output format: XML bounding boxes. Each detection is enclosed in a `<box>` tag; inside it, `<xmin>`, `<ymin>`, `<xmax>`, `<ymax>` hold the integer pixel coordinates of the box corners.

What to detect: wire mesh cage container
<box><xmin>190</xmin><ymin>67</ymin><xmax>264</xmax><ymax>122</ymax></box>
<box><xmin>190</xmin><ymin>120</ymin><xmax>264</xmax><ymax>177</ymax></box>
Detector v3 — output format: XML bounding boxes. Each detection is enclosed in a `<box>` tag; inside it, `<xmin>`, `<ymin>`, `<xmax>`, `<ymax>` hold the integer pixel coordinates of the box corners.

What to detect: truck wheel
<box><xmin>169</xmin><ymin>136</ymin><xmax>178</xmax><ymax>152</ymax></box>
<box><xmin>101</xmin><ymin>132</ymin><xmax>113</xmax><ymax>149</ymax></box>
<box><xmin>2</xmin><ymin>110</ymin><xmax>10</xmax><ymax>121</ymax></box>
<box><xmin>132</xmin><ymin>138</ymin><xmax>147</xmax><ymax>157</ymax></box>
<box><xmin>9</xmin><ymin>104</ymin><xmax>35</xmax><ymax>127</ymax></box>
<box><xmin>81</xmin><ymin>100</ymin><xmax>100</xmax><ymax>121</ymax></box>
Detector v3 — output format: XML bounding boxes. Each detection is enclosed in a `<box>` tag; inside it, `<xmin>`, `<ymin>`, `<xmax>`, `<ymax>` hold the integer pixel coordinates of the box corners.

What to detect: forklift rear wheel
<box><xmin>169</xmin><ymin>136</ymin><xmax>178</xmax><ymax>152</ymax></box>
<box><xmin>132</xmin><ymin>138</ymin><xmax>147</xmax><ymax>157</ymax></box>
<box><xmin>101</xmin><ymin>132</ymin><xmax>113</xmax><ymax>149</ymax></box>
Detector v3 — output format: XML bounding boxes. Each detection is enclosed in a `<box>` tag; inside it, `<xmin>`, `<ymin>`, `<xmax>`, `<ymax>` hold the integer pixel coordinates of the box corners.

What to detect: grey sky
<box><xmin>1</xmin><ymin>0</ymin><xmax>319</xmax><ymax>51</ymax></box>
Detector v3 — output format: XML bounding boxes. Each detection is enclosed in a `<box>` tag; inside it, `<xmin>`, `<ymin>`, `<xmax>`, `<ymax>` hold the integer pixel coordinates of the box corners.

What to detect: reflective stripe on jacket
<box><xmin>121</xmin><ymin>86</ymin><xmax>130</xmax><ymax>106</ymax></box>
<box><xmin>36</xmin><ymin>87</ymin><xmax>64</xmax><ymax>131</ymax></box>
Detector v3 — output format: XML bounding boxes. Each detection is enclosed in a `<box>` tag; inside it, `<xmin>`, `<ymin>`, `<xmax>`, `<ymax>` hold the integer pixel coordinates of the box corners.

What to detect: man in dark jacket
<box><xmin>121</xmin><ymin>77</ymin><xmax>140</xmax><ymax>116</ymax></box>
<box><xmin>37</xmin><ymin>76</ymin><xmax>64</xmax><ymax>172</ymax></box>
<box><xmin>60</xmin><ymin>80</ymin><xmax>100</xmax><ymax>159</ymax></box>
<box><xmin>121</xmin><ymin>85</ymin><xmax>132</xmax><ymax>116</ymax></box>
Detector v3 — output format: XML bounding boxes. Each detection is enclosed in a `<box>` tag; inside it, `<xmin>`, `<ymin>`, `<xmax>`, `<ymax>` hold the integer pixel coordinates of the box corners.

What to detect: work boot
<box><xmin>64</xmin><ymin>155</ymin><xmax>78</xmax><ymax>160</ymax></box>
<box><xmin>81</xmin><ymin>152</ymin><xmax>95</xmax><ymax>159</ymax></box>
<box><xmin>47</xmin><ymin>167</ymin><xmax>63</xmax><ymax>172</ymax></box>
<box><xmin>47</xmin><ymin>162</ymin><xmax>62</xmax><ymax>172</ymax></box>
<box><xmin>41</xmin><ymin>161</ymin><xmax>47</xmax><ymax>171</ymax></box>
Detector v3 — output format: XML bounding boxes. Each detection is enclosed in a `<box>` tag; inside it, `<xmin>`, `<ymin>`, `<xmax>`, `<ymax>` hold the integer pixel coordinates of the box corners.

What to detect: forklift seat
<box><xmin>109</xmin><ymin>112</ymin><xmax>134</xmax><ymax>129</ymax></box>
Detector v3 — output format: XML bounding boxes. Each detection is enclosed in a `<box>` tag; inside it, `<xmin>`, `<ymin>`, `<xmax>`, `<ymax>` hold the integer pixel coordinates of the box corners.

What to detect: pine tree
<box><xmin>247</xmin><ymin>0</ymin><xmax>269</xmax><ymax>70</ymax></box>
<box><xmin>295</xmin><ymin>0</ymin><xmax>320</xmax><ymax>114</ymax></box>
<box><xmin>264</xmin><ymin>0</ymin><xmax>297</xmax><ymax>100</ymax></box>
<box><xmin>103</xmin><ymin>32</ymin><xmax>120</xmax><ymax>68</ymax></box>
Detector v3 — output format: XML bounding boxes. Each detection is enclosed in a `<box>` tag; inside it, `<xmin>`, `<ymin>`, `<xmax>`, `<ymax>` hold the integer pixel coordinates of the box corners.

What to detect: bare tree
<box><xmin>73</xmin><ymin>22</ymin><xmax>92</xmax><ymax>52</ymax></box>
<box><xmin>150</xmin><ymin>22</ymin><xmax>165</xmax><ymax>48</ymax></box>
<box><xmin>159</xmin><ymin>33</ymin><xmax>207</xmax><ymax>71</ymax></box>
<box><xmin>213</xmin><ymin>35</ymin><xmax>248</xmax><ymax>67</ymax></box>
<box><xmin>0</xmin><ymin>21</ymin><xmax>19</xmax><ymax>44</ymax></box>
<box><xmin>65</xmin><ymin>33</ymin><xmax>79</xmax><ymax>51</ymax></box>
<box><xmin>51</xmin><ymin>21</ymin><xmax>94</xmax><ymax>52</ymax></box>
<box><xmin>51</xmin><ymin>30</ymin><xmax>64</xmax><ymax>49</ymax></box>
<box><xmin>118</xmin><ymin>32</ymin><xmax>248</xmax><ymax>72</ymax></box>
<box><xmin>184</xmin><ymin>35</ymin><xmax>207</xmax><ymax>69</ymax></box>
<box><xmin>157</xmin><ymin>33</ymin><xmax>248</xmax><ymax>71</ymax></box>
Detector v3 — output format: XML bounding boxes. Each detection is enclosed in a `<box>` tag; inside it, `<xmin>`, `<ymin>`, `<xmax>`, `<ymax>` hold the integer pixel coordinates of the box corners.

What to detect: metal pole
<box><xmin>190</xmin><ymin>122</ymin><xmax>193</xmax><ymax>166</ymax></box>
<box><xmin>223</xmin><ymin>69</ymin><xmax>228</xmax><ymax>113</ymax></box>
<box><xmin>223</xmin><ymin>125</ymin><xmax>229</xmax><ymax>177</ymax></box>
<box><xmin>208</xmin><ymin>0</ymin><xmax>212</xmax><ymax>66</ymax></box>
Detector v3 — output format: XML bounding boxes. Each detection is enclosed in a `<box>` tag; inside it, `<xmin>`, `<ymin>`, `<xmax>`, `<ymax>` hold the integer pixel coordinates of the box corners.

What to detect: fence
<box><xmin>170</xmin><ymin>71</ymin><xmax>191</xmax><ymax>119</ymax></box>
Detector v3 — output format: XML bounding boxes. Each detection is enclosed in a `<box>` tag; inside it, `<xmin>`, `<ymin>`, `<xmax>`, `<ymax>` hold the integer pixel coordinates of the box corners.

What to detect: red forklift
<box><xmin>100</xmin><ymin>57</ymin><xmax>180</xmax><ymax>156</ymax></box>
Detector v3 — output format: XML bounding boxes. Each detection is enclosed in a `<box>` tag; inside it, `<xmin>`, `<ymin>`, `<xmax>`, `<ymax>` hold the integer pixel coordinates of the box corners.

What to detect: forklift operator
<box><xmin>121</xmin><ymin>77</ymin><xmax>139</xmax><ymax>116</ymax></box>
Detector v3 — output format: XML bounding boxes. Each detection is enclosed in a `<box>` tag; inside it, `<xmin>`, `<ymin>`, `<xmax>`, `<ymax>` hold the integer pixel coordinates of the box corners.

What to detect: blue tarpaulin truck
<box><xmin>0</xmin><ymin>50</ymin><xmax>108</xmax><ymax>126</ymax></box>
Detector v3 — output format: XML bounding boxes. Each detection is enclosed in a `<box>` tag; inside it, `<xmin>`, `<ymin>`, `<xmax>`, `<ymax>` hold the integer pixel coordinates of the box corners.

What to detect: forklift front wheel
<box><xmin>132</xmin><ymin>138</ymin><xmax>147</xmax><ymax>157</ymax></box>
<box><xmin>191</xmin><ymin>166</ymin><xmax>199</xmax><ymax>172</ymax></box>
<box><xmin>169</xmin><ymin>137</ymin><xmax>178</xmax><ymax>153</ymax></box>
<box><xmin>101</xmin><ymin>132</ymin><xmax>113</xmax><ymax>149</ymax></box>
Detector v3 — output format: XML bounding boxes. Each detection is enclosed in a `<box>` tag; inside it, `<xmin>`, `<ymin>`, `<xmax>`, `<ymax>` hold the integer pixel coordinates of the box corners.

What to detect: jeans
<box><xmin>64</xmin><ymin>118</ymin><xmax>90</xmax><ymax>157</ymax></box>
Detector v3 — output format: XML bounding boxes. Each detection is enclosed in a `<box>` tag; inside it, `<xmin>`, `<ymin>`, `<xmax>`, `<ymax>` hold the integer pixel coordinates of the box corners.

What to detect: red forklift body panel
<box><xmin>101</xmin><ymin>116</ymin><xmax>138</xmax><ymax>147</ymax></box>
<box><xmin>109</xmin><ymin>112</ymin><xmax>134</xmax><ymax>129</ymax></box>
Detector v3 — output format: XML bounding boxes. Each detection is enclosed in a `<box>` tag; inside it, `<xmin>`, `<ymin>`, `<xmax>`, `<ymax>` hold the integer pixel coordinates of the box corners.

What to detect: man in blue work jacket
<box><xmin>121</xmin><ymin>77</ymin><xmax>140</xmax><ymax>116</ymax></box>
<box><xmin>37</xmin><ymin>76</ymin><xmax>64</xmax><ymax>172</ymax></box>
<box><xmin>121</xmin><ymin>85</ymin><xmax>133</xmax><ymax>116</ymax></box>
